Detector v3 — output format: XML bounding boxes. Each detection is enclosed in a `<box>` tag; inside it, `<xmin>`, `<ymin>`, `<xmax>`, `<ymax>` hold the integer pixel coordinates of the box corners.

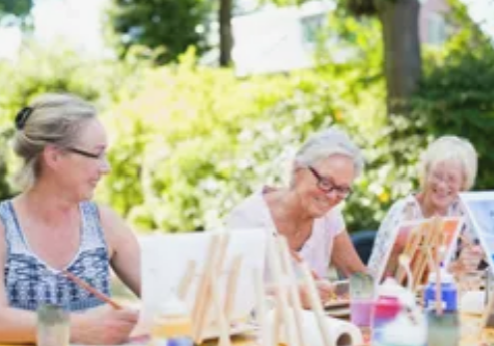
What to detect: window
<box><xmin>427</xmin><ymin>12</ymin><xmax>447</xmax><ymax>45</ymax></box>
<box><xmin>301</xmin><ymin>14</ymin><xmax>325</xmax><ymax>45</ymax></box>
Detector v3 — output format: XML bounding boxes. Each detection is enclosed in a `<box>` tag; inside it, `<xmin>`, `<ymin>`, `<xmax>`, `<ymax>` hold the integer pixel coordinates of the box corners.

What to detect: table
<box><xmin>200</xmin><ymin>313</ymin><xmax>494</xmax><ymax>346</ymax></box>
<box><xmin>0</xmin><ymin>314</ymin><xmax>492</xmax><ymax>346</ymax></box>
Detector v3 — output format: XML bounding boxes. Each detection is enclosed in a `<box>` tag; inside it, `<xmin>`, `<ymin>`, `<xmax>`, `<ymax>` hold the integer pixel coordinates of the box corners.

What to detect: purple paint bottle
<box><xmin>349</xmin><ymin>273</ymin><xmax>375</xmax><ymax>327</ymax></box>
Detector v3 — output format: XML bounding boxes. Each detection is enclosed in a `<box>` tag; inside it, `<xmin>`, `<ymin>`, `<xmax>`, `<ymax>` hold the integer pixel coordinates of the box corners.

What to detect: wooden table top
<box><xmin>0</xmin><ymin>313</ymin><xmax>492</xmax><ymax>346</ymax></box>
<box><xmin>200</xmin><ymin>313</ymin><xmax>494</xmax><ymax>346</ymax></box>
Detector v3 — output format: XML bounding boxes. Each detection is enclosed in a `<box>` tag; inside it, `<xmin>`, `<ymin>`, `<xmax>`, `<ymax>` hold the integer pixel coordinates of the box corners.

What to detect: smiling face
<box><xmin>44</xmin><ymin>118</ymin><xmax>110</xmax><ymax>201</ymax></box>
<box><xmin>423</xmin><ymin>159</ymin><xmax>464</xmax><ymax>213</ymax></box>
<box><xmin>292</xmin><ymin>154</ymin><xmax>356</xmax><ymax>218</ymax></box>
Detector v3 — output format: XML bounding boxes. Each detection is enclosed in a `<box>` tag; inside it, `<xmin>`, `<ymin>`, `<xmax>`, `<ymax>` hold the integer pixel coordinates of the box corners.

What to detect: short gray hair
<box><xmin>418</xmin><ymin>135</ymin><xmax>478</xmax><ymax>191</ymax></box>
<box><xmin>294</xmin><ymin>128</ymin><xmax>365</xmax><ymax>177</ymax></box>
<box><xmin>13</xmin><ymin>93</ymin><xmax>97</xmax><ymax>189</ymax></box>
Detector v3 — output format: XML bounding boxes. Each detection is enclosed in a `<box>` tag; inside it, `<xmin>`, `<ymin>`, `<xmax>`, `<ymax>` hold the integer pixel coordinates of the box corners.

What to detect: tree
<box><xmin>219</xmin><ymin>0</ymin><xmax>234</xmax><ymax>66</ymax></box>
<box><xmin>344</xmin><ymin>0</ymin><xmax>421</xmax><ymax>115</ymax></box>
<box><xmin>269</xmin><ymin>0</ymin><xmax>421</xmax><ymax>115</ymax></box>
<box><xmin>106</xmin><ymin>0</ymin><xmax>211</xmax><ymax>64</ymax></box>
<box><xmin>0</xmin><ymin>0</ymin><xmax>33</xmax><ymax>27</ymax></box>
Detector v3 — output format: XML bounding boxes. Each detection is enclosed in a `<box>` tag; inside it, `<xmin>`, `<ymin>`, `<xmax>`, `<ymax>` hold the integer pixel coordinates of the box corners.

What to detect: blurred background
<box><xmin>0</xmin><ymin>0</ymin><xmax>493</xmax><ymax>235</ymax></box>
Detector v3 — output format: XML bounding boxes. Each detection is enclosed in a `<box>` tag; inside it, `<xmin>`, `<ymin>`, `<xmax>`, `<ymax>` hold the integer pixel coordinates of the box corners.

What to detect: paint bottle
<box><xmin>423</xmin><ymin>266</ymin><xmax>457</xmax><ymax>312</ymax></box>
<box><xmin>36</xmin><ymin>304</ymin><xmax>70</xmax><ymax>346</ymax></box>
<box><xmin>371</xmin><ymin>277</ymin><xmax>426</xmax><ymax>346</ymax></box>
<box><xmin>350</xmin><ymin>272</ymin><xmax>375</xmax><ymax>327</ymax></box>
<box><xmin>424</xmin><ymin>267</ymin><xmax>459</xmax><ymax>346</ymax></box>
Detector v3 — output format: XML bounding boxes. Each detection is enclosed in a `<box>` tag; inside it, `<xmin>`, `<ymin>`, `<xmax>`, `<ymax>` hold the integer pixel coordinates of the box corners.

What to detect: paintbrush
<box><xmin>62</xmin><ymin>270</ymin><xmax>122</xmax><ymax>310</ymax></box>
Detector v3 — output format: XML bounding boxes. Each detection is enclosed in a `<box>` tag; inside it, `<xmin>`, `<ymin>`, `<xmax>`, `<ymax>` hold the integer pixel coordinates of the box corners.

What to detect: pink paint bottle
<box><xmin>371</xmin><ymin>277</ymin><xmax>426</xmax><ymax>346</ymax></box>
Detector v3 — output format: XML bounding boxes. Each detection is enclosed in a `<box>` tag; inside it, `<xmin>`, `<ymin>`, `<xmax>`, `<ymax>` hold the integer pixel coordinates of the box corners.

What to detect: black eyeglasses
<box><xmin>307</xmin><ymin>166</ymin><xmax>352</xmax><ymax>198</ymax></box>
<box><xmin>65</xmin><ymin>147</ymin><xmax>105</xmax><ymax>160</ymax></box>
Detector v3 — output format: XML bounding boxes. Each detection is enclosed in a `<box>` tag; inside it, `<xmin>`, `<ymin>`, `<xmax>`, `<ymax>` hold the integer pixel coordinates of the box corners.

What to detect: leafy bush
<box><xmin>408</xmin><ymin>55</ymin><xmax>494</xmax><ymax>191</ymax></box>
<box><xmin>99</xmin><ymin>48</ymin><xmax>389</xmax><ymax>232</ymax></box>
<box><xmin>2</xmin><ymin>1</ymin><xmax>493</xmax><ymax>235</ymax></box>
<box><xmin>0</xmin><ymin>42</ymin><xmax>148</xmax><ymax>197</ymax></box>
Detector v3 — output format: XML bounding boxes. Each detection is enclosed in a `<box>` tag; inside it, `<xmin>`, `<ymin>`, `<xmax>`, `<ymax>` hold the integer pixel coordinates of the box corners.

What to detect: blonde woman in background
<box><xmin>226</xmin><ymin>128</ymin><xmax>367</xmax><ymax>303</ymax></box>
<box><xmin>0</xmin><ymin>94</ymin><xmax>140</xmax><ymax>344</ymax></box>
<box><xmin>368</xmin><ymin>135</ymin><xmax>483</xmax><ymax>279</ymax></box>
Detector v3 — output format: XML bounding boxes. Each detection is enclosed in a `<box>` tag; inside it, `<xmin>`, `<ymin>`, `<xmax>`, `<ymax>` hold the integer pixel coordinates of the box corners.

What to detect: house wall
<box><xmin>419</xmin><ymin>0</ymin><xmax>450</xmax><ymax>44</ymax></box>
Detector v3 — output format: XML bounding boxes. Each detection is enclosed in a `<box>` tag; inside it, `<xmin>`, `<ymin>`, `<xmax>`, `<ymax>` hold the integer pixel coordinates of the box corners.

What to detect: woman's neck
<box><xmin>268</xmin><ymin>189</ymin><xmax>312</xmax><ymax>231</ymax></box>
<box><xmin>416</xmin><ymin>192</ymin><xmax>447</xmax><ymax>218</ymax></box>
<box><xmin>18</xmin><ymin>180</ymin><xmax>77</xmax><ymax>224</ymax></box>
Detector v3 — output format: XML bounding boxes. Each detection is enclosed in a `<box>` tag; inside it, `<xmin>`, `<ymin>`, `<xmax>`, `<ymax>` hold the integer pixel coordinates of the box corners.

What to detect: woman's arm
<box><xmin>0</xmin><ymin>222</ymin><xmax>37</xmax><ymax>343</ymax></box>
<box><xmin>331</xmin><ymin>230</ymin><xmax>367</xmax><ymax>277</ymax></box>
<box><xmin>0</xmin><ymin>220</ymin><xmax>139</xmax><ymax>345</ymax></box>
<box><xmin>99</xmin><ymin>205</ymin><xmax>141</xmax><ymax>297</ymax></box>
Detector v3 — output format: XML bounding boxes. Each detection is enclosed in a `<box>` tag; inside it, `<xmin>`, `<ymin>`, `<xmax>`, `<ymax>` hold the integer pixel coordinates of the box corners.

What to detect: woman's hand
<box><xmin>300</xmin><ymin>280</ymin><xmax>335</xmax><ymax>309</ymax></box>
<box><xmin>71</xmin><ymin>305</ymin><xmax>139</xmax><ymax>345</ymax></box>
<box><xmin>458</xmin><ymin>244</ymin><xmax>484</xmax><ymax>272</ymax></box>
<box><xmin>450</xmin><ymin>243</ymin><xmax>484</xmax><ymax>274</ymax></box>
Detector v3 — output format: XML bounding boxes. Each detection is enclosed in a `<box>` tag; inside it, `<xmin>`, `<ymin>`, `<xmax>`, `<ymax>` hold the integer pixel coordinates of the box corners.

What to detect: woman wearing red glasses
<box><xmin>226</xmin><ymin>128</ymin><xmax>367</xmax><ymax>302</ymax></box>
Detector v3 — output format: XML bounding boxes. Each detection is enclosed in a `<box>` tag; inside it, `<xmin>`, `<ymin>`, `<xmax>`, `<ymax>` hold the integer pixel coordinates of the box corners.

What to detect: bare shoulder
<box><xmin>0</xmin><ymin>220</ymin><xmax>5</xmax><ymax>242</ymax></box>
<box><xmin>0</xmin><ymin>220</ymin><xmax>5</xmax><ymax>264</ymax></box>
<box><xmin>98</xmin><ymin>204</ymin><xmax>125</xmax><ymax>227</ymax></box>
<box><xmin>96</xmin><ymin>204</ymin><xmax>136</xmax><ymax>245</ymax></box>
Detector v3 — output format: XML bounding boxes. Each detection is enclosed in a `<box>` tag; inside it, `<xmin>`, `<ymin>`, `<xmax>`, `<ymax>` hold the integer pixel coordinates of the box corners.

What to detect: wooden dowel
<box><xmin>178</xmin><ymin>260</ymin><xmax>196</xmax><ymax>300</ymax></box>
<box><xmin>266</xmin><ymin>237</ymin><xmax>294</xmax><ymax>346</ymax></box>
<box><xmin>253</xmin><ymin>268</ymin><xmax>270</xmax><ymax>346</ymax></box>
<box><xmin>62</xmin><ymin>270</ymin><xmax>122</xmax><ymax>310</ymax></box>
<box><xmin>290</xmin><ymin>250</ymin><xmax>320</xmax><ymax>280</ymax></box>
<box><xmin>210</xmin><ymin>265</ymin><xmax>231</xmax><ymax>346</ymax></box>
<box><xmin>300</xmin><ymin>264</ymin><xmax>332</xmax><ymax>346</ymax></box>
<box><xmin>192</xmin><ymin>234</ymin><xmax>221</xmax><ymax>342</ymax></box>
<box><xmin>224</xmin><ymin>255</ymin><xmax>242</xmax><ymax>320</ymax></box>
<box><xmin>280</xmin><ymin>238</ymin><xmax>306</xmax><ymax>346</ymax></box>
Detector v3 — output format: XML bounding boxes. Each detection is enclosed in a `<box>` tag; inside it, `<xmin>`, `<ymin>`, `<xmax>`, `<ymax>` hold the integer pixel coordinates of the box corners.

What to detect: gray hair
<box><xmin>418</xmin><ymin>135</ymin><xmax>478</xmax><ymax>191</ymax></box>
<box><xmin>294</xmin><ymin>128</ymin><xmax>365</xmax><ymax>177</ymax></box>
<box><xmin>13</xmin><ymin>93</ymin><xmax>97</xmax><ymax>189</ymax></box>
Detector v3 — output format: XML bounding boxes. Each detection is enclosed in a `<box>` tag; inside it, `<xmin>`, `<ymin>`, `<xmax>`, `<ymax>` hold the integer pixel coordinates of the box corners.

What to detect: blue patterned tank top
<box><xmin>1</xmin><ymin>200</ymin><xmax>111</xmax><ymax>312</ymax></box>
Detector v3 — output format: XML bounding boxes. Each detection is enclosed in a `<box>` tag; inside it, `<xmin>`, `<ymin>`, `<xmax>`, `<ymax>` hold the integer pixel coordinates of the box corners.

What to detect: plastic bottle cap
<box><xmin>378</xmin><ymin>277</ymin><xmax>404</xmax><ymax>296</ymax></box>
<box><xmin>427</xmin><ymin>267</ymin><xmax>454</xmax><ymax>284</ymax></box>
<box><xmin>378</xmin><ymin>277</ymin><xmax>415</xmax><ymax>307</ymax></box>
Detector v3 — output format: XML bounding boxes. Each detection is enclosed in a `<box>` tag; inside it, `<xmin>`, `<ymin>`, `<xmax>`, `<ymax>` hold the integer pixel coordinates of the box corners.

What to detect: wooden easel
<box><xmin>176</xmin><ymin>233</ymin><xmax>244</xmax><ymax>346</ymax></box>
<box><xmin>260</xmin><ymin>236</ymin><xmax>332</xmax><ymax>346</ymax></box>
<box><xmin>395</xmin><ymin>217</ymin><xmax>445</xmax><ymax>290</ymax></box>
<box><xmin>482</xmin><ymin>269</ymin><xmax>494</xmax><ymax>329</ymax></box>
<box><xmin>177</xmin><ymin>233</ymin><xmax>334</xmax><ymax>346</ymax></box>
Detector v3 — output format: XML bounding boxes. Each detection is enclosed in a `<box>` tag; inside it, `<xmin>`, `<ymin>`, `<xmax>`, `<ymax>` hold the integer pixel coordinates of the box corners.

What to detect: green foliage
<box><xmin>407</xmin><ymin>53</ymin><xmax>494</xmax><ymax>190</ymax></box>
<box><xmin>388</xmin><ymin>0</ymin><xmax>494</xmax><ymax>193</ymax></box>
<box><xmin>0</xmin><ymin>0</ymin><xmax>32</xmax><ymax>28</ymax></box>
<box><xmin>0</xmin><ymin>0</ymin><xmax>31</xmax><ymax>15</ymax></box>
<box><xmin>105</xmin><ymin>0</ymin><xmax>211</xmax><ymax>65</ymax></box>
<box><xmin>0</xmin><ymin>42</ymin><xmax>148</xmax><ymax>198</ymax></box>
<box><xmin>0</xmin><ymin>44</ymin><xmax>105</xmax><ymax>197</ymax></box>
<box><xmin>95</xmin><ymin>44</ymin><xmax>390</xmax><ymax>232</ymax></box>
<box><xmin>0</xmin><ymin>0</ymin><xmax>31</xmax><ymax>18</ymax></box>
<box><xmin>339</xmin><ymin>0</ymin><xmax>377</xmax><ymax>16</ymax></box>
<box><xmin>1</xmin><ymin>0</ymin><xmax>493</xmax><ymax>237</ymax></box>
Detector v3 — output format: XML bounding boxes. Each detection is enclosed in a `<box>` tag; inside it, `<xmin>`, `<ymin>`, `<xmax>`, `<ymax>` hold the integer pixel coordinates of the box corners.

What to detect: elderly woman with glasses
<box><xmin>368</xmin><ymin>135</ymin><xmax>483</xmax><ymax>280</ymax></box>
<box><xmin>226</xmin><ymin>128</ymin><xmax>367</xmax><ymax>301</ymax></box>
